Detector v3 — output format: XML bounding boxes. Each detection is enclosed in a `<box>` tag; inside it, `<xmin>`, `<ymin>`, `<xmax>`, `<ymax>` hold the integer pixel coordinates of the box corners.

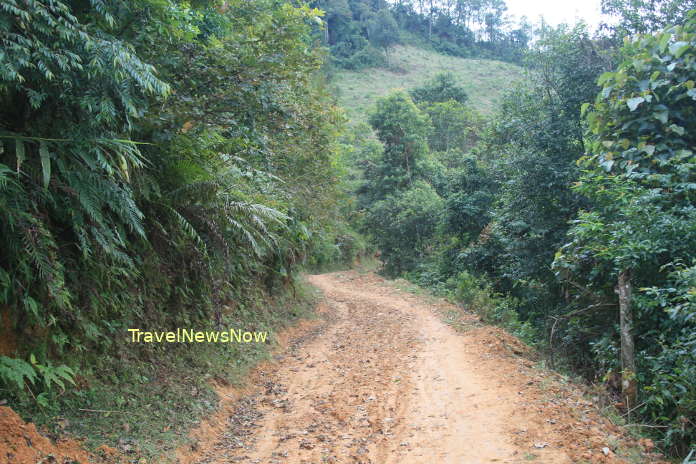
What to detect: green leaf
<box><xmin>668</xmin><ymin>41</ymin><xmax>689</xmax><ymax>58</ymax></box>
<box><xmin>668</xmin><ymin>124</ymin><xmax>685</xmax><ymax>136</ymax></box>
<box><xmin>597</xmin><ymin>71</ymin><xmax>614</xmax><ymax>86</ymax></box>
<box><xmin>657</xmin><ymin>33</ymin><xmax>670</xmax><ymax>52</ymax></box>
<box><xmin>653</xmin><ymin>110</ymin><xmax>669</xmax><ymax>124</ymax></box>
<box><xmin>0</xmin><ymin>356</ymin><xmax>37</xmax><ymax>390</ymax></box>
<box><xmin>626</xmin><ymin>97</ymin><xmax>645</xmax><ymax>111</ymax></box>
<box><xmin>36</xmin><ymin>392</ymin><xmax>50</xmax><ymax>408</ymax></box>
<box><xmin>39</xmin><ymin>141</ymin><xmax>51</xmax><ymax>188</ymax></box>
<box><xmin>600</xmin><ymin>158</ymin><xmax>615</xmax><ymax>171</ymax></box>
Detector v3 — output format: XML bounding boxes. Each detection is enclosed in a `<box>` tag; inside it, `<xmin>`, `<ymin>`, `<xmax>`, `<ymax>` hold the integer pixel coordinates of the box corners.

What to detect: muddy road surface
<box><xmin>186</xmin><ymin>271</ymin><xmax>649</xmax><ymax>464</ymax></box>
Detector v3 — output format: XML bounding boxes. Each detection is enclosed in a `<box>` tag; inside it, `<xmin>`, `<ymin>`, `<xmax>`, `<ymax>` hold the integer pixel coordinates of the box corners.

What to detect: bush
<box><xmin>451</xmin><ymin>271</ymin><xmax>539</xmax><ymax>344</ymax></box>
<box><xmin>334</xmin><ymin>45</ymin><xmax>387</xmax><ymax>70</ymax></box>
<box><xmin>639</xmin><ymin>264</ymin><xmax>696</xmax><ymax>453</ymax></box>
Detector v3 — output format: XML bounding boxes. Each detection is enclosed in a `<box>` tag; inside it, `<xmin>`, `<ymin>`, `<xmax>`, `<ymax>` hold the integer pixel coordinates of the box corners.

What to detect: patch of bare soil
<box><xmin>178</xmin><ymin>271</ymin><xmax>664</xmax><ymax>464</ymax></box>
<box><xmin>0</xmin><ymin>406</ymin><xmax>94</xmax><ymax>464</ymax></box>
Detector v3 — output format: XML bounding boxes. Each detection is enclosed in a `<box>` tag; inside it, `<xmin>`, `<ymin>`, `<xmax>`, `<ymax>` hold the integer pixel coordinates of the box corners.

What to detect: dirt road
<box><xmin>187</xmin><ymin>271</ymin><xmax>649</xmax><ymax>464</ymax></box>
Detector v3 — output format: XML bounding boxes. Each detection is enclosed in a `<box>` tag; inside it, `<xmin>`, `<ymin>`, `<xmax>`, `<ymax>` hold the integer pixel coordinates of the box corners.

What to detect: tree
<box><xmin>368</xmin><ymin>9</ymin><xmax>400</xmax><ymax>64</ymax></box>
<box><xmin>419</xmin><ymin>100</ymin><xmax>480</xmax><ymax>152</ymax></box>
<box><xmin>461</xmin><ymin>25</ymin><xmax>611</xmax><ymax>313</ymax></box>
<box><xmin>0</xmin><ymin>0</ymin><xmax>348</xmax><ymax>385</ymax></box>
<box><xmin>365</xmin><ymin>181</ymin><xmax>444</xmax><ymax>275</ymax></box>
<box><xmin>362</xmin><ymin>91</ymin><xmax>432</xmax><ymax>202</ymax></box>
<box><xmin>555</xmin><ymin>12</ymin><xmax>696</xmax><ymax>426</ymax></box>
<box><xmin>409</xmin><ymin>72</ymin><xmax>468</xmax><ymax>104</ymax></box>
<box><xmin>443</xmin><ymin>155</ymin><xmax>496</xmax><ymax>241</ymax></box>
<box><xmin>601</xmin><ymin>0</ymin><xmax>696</xmax><ymax>34</ymax></box>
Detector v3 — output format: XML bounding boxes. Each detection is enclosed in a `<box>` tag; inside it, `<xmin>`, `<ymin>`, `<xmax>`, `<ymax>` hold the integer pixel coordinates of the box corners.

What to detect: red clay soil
<box><xmin>0</xmin><ymin>406</ymin><xmax>94</xmax><ymax>464</ymax></box>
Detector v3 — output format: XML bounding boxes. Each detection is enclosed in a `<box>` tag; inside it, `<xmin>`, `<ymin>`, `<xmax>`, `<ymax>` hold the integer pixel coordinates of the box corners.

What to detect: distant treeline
<box><xmin>313</xmin><ymin>0</ymin><xmax>532</xmax><ymax>68</ymax></box>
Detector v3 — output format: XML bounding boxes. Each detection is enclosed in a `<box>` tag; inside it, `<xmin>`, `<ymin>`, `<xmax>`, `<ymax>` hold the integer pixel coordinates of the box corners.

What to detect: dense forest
<box><xmin>351</xmin><ymin>0</ymin><xmax>696</xmax><ymax>455</ymax></box>
<box><xmin>314</xmin><ymin>0</ymin><xmax>532</xmax><ymax>67</ymax></box>
<box><xmin>1</xmin><ymin>0</ymin><xmax>695</xmax><ymax>460</ymax></box>
<box><xmin>0</xmin><ymin>0</ymin><xmax>362</xmax><ymax>453</ymax></box>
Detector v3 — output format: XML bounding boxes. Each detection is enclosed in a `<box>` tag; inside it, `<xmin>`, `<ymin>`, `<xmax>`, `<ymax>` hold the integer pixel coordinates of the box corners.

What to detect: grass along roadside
<box><xmin>4</xmin><ymin>277</ymin><xmax>319</xmax><ymax>463</ymax></box>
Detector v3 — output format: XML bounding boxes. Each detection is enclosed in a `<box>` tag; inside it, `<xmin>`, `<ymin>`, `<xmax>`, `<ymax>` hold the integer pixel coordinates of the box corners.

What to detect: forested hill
<box><xmin>314</xmin><ymin>0</ymin><xmax>531</xmax><ymax>68</ymax></box>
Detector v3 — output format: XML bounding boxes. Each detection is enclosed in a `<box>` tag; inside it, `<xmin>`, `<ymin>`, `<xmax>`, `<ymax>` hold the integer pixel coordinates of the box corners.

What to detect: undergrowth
<box><xmin>3</xmin><ymin>278</ymin><xmax>318</xmax><ymax>462</ymax></box>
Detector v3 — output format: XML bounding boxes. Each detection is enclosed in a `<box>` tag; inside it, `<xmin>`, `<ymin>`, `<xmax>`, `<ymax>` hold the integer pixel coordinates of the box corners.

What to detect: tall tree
<box><xmin>362</xmin><ymin>91</ymin><xmax>432</xmax><ymax>201</ymax></box>
<box><xmin>601</xmin><ymin>0</ymin><xmax>696</xmax><ymax>34</ymax></box>
<box><xmin>368</xmin><ymin>9</ymin><xmax>400</xmax><ymax>63</ymax></box>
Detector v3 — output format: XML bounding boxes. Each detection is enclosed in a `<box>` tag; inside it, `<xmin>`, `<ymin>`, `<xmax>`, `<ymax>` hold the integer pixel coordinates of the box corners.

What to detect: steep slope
<box><xmin>333</xmin><ymin>45</ymin><xmax>524</xmax><ymax>122</ymax></box>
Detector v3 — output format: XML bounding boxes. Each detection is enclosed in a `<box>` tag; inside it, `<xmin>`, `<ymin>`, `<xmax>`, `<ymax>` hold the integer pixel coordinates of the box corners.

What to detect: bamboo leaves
<box><xmin>0</xmin><ymin>0</ymin><xmax>346</xmax><ymax>414</ymax></box>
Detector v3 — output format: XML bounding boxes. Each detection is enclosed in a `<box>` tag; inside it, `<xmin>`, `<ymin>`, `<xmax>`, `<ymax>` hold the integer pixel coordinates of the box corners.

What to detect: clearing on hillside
<box><xmin>333</xmin><ymin>45</ymin><xmax>524</xmax><ymax>123</ymax></box>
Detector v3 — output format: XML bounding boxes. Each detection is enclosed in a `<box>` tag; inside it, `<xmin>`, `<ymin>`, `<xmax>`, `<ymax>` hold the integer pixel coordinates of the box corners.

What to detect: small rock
<box><xmin>299</xmin><ymin>440</ymin><xmax>314</xmax><ymax>450</ymax></box>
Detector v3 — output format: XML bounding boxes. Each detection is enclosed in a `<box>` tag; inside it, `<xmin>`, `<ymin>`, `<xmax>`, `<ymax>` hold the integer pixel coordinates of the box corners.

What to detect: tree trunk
<box><xmin>428</xmin><ymin>0</ymin><xmax>433</xmax><ymax>39</ymax></box>
<box><xmin>618</xmin><ymin>269</ymin><xmax>637</xmax><ymax>409</ymax></box>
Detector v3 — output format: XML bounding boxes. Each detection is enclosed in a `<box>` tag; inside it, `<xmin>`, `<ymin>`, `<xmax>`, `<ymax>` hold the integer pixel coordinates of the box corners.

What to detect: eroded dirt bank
<box><xmin>185</xmin><ymin>271</ymin><xmax>660</xmax><ymax>464</ymax></box>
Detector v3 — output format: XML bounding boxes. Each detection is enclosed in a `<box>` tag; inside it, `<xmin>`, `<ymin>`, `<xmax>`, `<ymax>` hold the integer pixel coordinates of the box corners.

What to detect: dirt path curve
<box><xmin>190</xmin><ymin>271</ymin><xmax>642</xmax><ymax>464</ymax></box>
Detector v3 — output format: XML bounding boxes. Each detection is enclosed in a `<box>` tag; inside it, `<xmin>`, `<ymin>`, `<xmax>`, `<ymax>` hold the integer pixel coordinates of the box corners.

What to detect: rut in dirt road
<box><xmin>190</xmin><ymin>271</ymin><xmax>640</xmax><ymax>464</ymax></box>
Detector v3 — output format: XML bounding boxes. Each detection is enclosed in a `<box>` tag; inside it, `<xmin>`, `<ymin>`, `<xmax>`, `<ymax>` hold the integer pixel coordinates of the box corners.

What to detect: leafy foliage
<box><xmin>584</xmin><ymin>17</ymin><xmax>696</xmax><ymax>192</ymax></box>
<box><xmin>460</xmin><ymin>25</ymin><xmax>611</xmax><ymax>320</ymax></box>
<box><xmin>362</xmin><ymin>91</ymin><xmax>434</xmax><ymax>202</ymax></box>
<box><xmin>0</xmin><ymin>356</ymin><xmax>37</xmax><ymax>391</ymax></box>
<box><xmin>366</xmin><ymin>181</ymin><xmax>444</xmax><ymax>275</ymax></box>
<box><xmin>553</xmin><ymin>13</ymin><xmax>696</xmax><ymax>451</ymax></box>
<box><xmin>368</xmin><ymin>9</ymin><xmax>400</xmax><ymax>61</ymax></box>
<box><xmin>314</xmin><ymin>0</ymin><xmax>531</xmax><ymax>68</ymax></box>
<box><xmin>0</xmin><ymin>0</ymin><xmax>356</xmax><ymax>424</ymax></box>
<box><xmin>0</xmin><ymin>354</ymin><xmax>75</xmax><ymax>409</ymax></box>
<box><xmin>409</xmin><ymin>72</ymin><xmax>469</xmax><ymax>105</ymax></box>
<box><xmin>352</xmin><ymin>10</ymin><xmax>696</xmax><ymax>455</ymax></box>
<box><xmin>602</xmin><ymin>0</ymin><xmax>696</xmax><ymax>34</ymax></box>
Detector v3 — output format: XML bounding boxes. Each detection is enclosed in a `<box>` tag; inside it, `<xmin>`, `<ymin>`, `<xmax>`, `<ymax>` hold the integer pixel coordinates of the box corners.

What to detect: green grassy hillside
<box><xmin>333</xmin><ymin>45</ymin><xmax>524</xmax><ymax>123</ymax></box>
